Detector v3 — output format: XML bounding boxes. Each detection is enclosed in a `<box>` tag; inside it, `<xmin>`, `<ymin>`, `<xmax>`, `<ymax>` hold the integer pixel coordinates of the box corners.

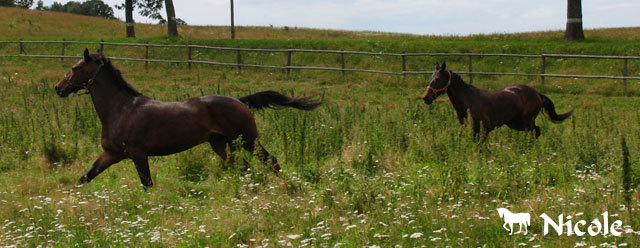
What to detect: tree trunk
<box><xmin>125</xmin><ymin>0</ymin><xmax>135</xmax><ymax>38</ymax></box>
<box><xmin>564</xmin><ymin>0</ymin><xmax>584</xmax><ymax>41</ymax></box>
<box><xmin>164</xmin><ymin>0</ymin><xmax>178</xmax><ymax>37</ymax></box>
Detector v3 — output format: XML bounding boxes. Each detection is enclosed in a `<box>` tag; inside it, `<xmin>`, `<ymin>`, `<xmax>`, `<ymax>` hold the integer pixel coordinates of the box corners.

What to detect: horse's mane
<box><xmin>451</xmin><ymin>71</ymin><xmax>476</xmax><ymax>90</ymax></box>
<box><xmin>95</xmin><ymin>55</ymin><xmax>143</xmax><ymax>97</ymax></box>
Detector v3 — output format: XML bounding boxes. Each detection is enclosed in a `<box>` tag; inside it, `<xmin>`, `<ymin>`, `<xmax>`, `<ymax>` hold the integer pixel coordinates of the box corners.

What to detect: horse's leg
<box><xmin>503</xmin><ymin>222</ymin><xmax>510</xmax><ymax>232</ymax></box>
<box><xmin>508</xmin><ymin>117</ymin><xmax>540</xmax><ymax>139</ymax></box>
<box><xmin>209</xmin><ymin>133</ymin><xmax>233</xmax><ymax>163</ymax></box>
<box><xmin>79</xmin><ymin>150</ymin><xmax>124</xmax><ymax>184</ymax></box>
<box><xmin>130</xmin><ymin>151</ymin><xmax>153</xmax><ymax>188</ymax></box>
<box><xmin>472</xmin><ymin>119</ymin><xmax>491</xmax><ymax>141</ymax></box>
<box><xmin>256</xmin><ymin>142</ymin><xmax>280</xmax><ymax>173</ymax></box>
<box><xmin>518</xmin><ymin>223</ymin><xmax>523</xmax><ymax>234</ymax></box>
<box><xmin>237</xmin><ymin>125</ymin><xmax>280</xmax><ymax>174</ymax></box>
<box><xmin>472</xmin><ymin>119</ymin><xmax>481</xmax><ymax>139</ymax></box>
<box><xmin>509</xmin><ymin>223</ymin><xmax>514</xmax><ymax>235</ymax></box>
<box><xmin>209</xmin><ymin>134</ymin><xmax>249</xmax><ymax>171</ymax></box>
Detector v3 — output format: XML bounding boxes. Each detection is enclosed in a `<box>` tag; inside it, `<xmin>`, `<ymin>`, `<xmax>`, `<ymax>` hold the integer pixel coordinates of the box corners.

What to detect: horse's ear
<box><xmin>435</xmin><ymin>62</ymin><xmax>440</xmax><ymax>70</ymax></box>
<box><xmin>441</xmin><ymin>61</ymin><xmax>447</xmax><ymax>70</ymax></box>
<box><xmin>83</xmin><ymin>48</ymin><xmax>91</xmax><ymax>62</ymax></box>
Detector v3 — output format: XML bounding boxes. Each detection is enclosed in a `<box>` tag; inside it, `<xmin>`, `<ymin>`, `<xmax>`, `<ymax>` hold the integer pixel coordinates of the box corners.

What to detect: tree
<box><xmin>164</xmin><ymin>0</ymin><xmax>178</xmax><ymax>37</ymax></box>
<box><xmin>14</xmin><ymin>0</ymin><xmax>33</xmax><ymax>8</ymax></box>
<box><xmin>564</xmin><ymin>0</ymin><xmax>584</xmax><ymax>41</ymax></box>
<box><xmin>116</xmin><ymin>0</ymin><xmax>181</xmax><ymax>38</ymax></box>
<box><xmin>158</xmin><ymin>17</ymin><xmax>186</xmax><ymax>25</ymax></box>
<box><xmin>125</xmin><ymin>0</ymin><xmax>135</xmax><ymax>37</ymax></box>
<box><xmin>35</xmin><ymin>0</ymin><xmax>44</xmax><ymax>10</ymax></box>
<box><xmin>39</xmin><ymin>1</ymin><xmax>115</xmax><ymax>19</ymax></box>
<box><xmin>83</xmin><ymin>0</ymin><xmax>115</xmax><ymax>19</ymax></box>
<box><xmin>0</xmin><ymin>0</ymin><xmax>14</xmax><ymax>7</ymax></box>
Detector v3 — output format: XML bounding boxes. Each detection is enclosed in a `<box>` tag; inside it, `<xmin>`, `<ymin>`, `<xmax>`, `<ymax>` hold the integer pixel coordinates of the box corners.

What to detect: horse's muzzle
<box><xmin>422</xmin><ymin>97</ymin><xmax>433</xmax><ymax>105</ymax></box>
<box><xmin>54</xmin><ymin>86</ymin><xmax>69</xmax><ymax>97</ymax></box>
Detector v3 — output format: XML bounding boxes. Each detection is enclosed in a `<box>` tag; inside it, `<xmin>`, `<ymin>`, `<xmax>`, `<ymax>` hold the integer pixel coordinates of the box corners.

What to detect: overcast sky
<box><xmin>39</xmin><ymin>0</ymin><xmax>638</xmax><ymax>35</ymax></box>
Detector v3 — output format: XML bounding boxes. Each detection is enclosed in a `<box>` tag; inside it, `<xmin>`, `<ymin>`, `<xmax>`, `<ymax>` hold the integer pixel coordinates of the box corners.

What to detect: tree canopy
<box><xmin>36</xmin><ymin>0</ymin><xmax>115</xmax><ymax>19</ymax></box>
<box><xmin>1</xmin><ymin>0</ymin><xmax>34</xmax><ymax>8</ymax></box>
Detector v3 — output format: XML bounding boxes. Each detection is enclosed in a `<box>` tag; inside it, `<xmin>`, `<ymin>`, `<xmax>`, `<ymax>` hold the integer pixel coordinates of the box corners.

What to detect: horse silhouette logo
<box><xmin>497</xmin><ymin>208</ymin><xmax>530</xmax><ymax>235</ymax></box>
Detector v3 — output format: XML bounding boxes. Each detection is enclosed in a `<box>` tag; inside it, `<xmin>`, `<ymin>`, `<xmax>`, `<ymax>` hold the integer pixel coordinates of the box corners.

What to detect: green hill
<box><xmin>2</xmin><ymin>6</ymin><xmax>640</xmax><ymax>41</ymax></box>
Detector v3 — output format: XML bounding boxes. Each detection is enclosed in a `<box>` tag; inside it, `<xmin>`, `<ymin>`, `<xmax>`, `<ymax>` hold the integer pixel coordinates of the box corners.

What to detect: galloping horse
<box><xmin>55</xmin><ymin>49</ymin><xmax>321</xmax><ymax>188</ymax></box>
<box><xmin>421</xmin><ymin>62</ymin><xmax>573</xmax><ymax>138</ymax></box>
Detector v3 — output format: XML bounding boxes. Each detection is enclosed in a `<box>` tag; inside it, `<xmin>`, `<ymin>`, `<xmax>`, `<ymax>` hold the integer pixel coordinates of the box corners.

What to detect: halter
<box><xmin>64</xmin><ymin>63</ymin><xmax>102</xmax><ymax>95</ymax></box>
<box><xmin>427</xmin><ymin>70</ymin><xmax>453</xmax><ymax>93</ymax></box>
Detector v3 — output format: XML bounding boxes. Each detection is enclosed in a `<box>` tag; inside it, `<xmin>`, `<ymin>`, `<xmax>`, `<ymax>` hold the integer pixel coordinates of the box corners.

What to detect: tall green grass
<box><xmin>0</xmin><ymin>56</ymin><xmax>638</xmax><ymax>246</ymax></box>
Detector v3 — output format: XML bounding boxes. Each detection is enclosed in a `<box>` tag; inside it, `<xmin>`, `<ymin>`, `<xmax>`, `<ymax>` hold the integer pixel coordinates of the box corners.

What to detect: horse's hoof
<box><xmin>78</xmin><ymin>176</ymin><xmax>89</xmax><ymax>184</ymax></box>
<box><xmin>142</xmin><ymin>183</ymin><xmax>153</xmax><ymax>191</ymax></box>
<box><xmin>271</xmin><ymin>165</ymin><xmax>282</xmax><ymax>175</ymax></box>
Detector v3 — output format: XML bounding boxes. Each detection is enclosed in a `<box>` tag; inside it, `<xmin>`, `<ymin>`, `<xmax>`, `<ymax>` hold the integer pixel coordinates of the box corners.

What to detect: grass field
<box><xmin>1</xmin><ymin>7</ymin><xmax>640</xmax><ymax>247</ymax></box>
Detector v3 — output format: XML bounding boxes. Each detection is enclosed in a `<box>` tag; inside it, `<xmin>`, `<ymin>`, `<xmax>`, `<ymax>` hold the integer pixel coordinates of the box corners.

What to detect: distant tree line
<box><xmin>34</xmin><ymin>0</ymin><xmax>115</xmax><ymax>19</ymax></box>
<box><xmin>0</xmin><ymin>0</ymin><xmax>34</xmax><ymax>8</ymax></box>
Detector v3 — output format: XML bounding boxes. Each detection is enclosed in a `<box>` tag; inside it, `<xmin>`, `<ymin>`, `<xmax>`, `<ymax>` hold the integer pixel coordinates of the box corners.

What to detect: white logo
<box><xmin>539</xmin><ymin>211</ymin><xmax>622</xmax><ymax>236</ymax></box>
<box><xmin>497</xmin><ymin>208</ymin><xmax>531</xmax><ymax>235</ymax></box>
<box><xmin>496</xmin><ymin>208</ymin><xmax>625</xmax><ymax>236</ymax></box>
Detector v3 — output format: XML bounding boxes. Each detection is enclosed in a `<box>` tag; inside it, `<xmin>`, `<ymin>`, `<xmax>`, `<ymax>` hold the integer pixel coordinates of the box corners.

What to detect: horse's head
<box><xmin>422</xmin><ymin>62</ymin><xmax>452</xmax><ymax>105</ymax></box>
<box><xmin>55</xmin><ymin>48</ymin><xmax>103</xmax><ymax>97</ymax></box>
<box><xmin>497</xmin><ymin>208</ymin><xmax>507</xmax><ymax>218</ymax></box>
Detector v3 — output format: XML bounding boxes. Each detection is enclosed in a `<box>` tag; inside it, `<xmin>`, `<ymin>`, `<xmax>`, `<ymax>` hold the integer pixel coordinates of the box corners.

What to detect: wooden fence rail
<box><xmin>1</xmin><ymin>40</ymin><xmax>639</xmax><ymax>90</ymax></box>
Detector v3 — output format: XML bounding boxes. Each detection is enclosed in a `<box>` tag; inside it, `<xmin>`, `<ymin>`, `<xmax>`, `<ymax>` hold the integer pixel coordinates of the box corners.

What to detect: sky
<box><xmin>38</xmin><ymin>0</ymin><xmax>638</xmax><ymax>35</ymax></box>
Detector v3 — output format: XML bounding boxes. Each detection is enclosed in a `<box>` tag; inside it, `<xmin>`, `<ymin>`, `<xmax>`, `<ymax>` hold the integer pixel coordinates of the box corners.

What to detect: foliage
<box><xmin>0</xmin><ymin>48</ymin><xmax>639</xmax><ymax>246</ymax></box>
<box><xmin>158</xmin><ymin>17</ymin><xmax>187</xmax><ymax>25</ymax></box>
<box><xmin>15</xmin><ymin>0</ymin><xmax>33</xmax><ymax>8</ymax></box>
<box><xmin>115</xmin><ymin>0</ymin><xmax>164</xmax><ymax>21</ymax></box>
<box><xmin>0</xmin><ymin>0</ymin><xmax>11</xmax><ymax>6</ymax></box>
<box><xmin>38</xmin><ymin>0</ymin><xmax>115</xmax><ymax>19</ymax></box>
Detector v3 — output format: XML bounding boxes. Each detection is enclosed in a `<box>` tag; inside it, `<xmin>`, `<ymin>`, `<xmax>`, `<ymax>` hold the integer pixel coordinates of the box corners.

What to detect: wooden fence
<box><xmin>1</xmin><ymin>40</ymin><xmax>639</xmax><ymax>90</ymax></box>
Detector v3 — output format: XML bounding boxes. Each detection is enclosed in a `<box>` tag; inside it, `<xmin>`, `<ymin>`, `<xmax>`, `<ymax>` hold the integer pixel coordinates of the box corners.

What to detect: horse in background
<box><xmin>421</xmin><ymin>62</ymin><xmax>573</xmax><ymax>138</ymax></box>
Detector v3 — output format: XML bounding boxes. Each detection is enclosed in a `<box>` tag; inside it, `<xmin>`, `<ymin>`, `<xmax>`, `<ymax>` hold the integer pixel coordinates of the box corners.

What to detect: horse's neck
<box><xmin>447</xmin><ymin>77</ymin><xmax>479</xmax><ymax>115</ymax></box>
<box><xmin>89</xmin><ymin>74</ymin><xmax>136</xmax><ymax>124</ymax></box>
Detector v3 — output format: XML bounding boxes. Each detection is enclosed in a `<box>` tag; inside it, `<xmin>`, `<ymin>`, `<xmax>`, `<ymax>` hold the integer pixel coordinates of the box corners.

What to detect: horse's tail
<box><xmin>540</xmin><ymin>94</ymin><xmax>573</xmax><ymax>123</ymax></box>
<box><xmin>238</xmin><ymin>90</ymin><xmax>321</xmax><ymax>111</ymax></box>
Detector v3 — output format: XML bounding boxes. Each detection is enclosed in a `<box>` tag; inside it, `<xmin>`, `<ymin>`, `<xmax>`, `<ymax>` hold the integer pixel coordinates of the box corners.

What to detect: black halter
<box><xmin>65</xmin><ymin>64</ymin><xmax>102</xmax><ymax>96</ymax></box>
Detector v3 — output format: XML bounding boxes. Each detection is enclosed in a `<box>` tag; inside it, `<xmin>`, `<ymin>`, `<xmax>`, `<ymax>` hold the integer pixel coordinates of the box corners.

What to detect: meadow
<box><xmin>1</xmin><ymin>7</ymin><xmax>640</xmax><ymax>247</ymax></box>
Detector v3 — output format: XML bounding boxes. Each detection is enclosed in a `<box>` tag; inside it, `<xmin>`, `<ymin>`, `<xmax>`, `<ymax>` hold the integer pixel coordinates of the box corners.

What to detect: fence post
<box><xmin>99</xmin><ymin>40</ymin><xmax>104</xmax><ymax>55</ymax></box>
<box><xmin>187</xmin><ymin>44</ymin><xmax>192</xmax><ymax>70</ymax></box>
<box><xmin>341</xmin><ymin>51</ymin><xmax>346</xmax><ymax>77</ymax></box>
<box><xmin>19</xmin><ymin>39</ymin><xmax>23</xmax><ymax>54</ymax></box>
<box><xmin>286</xmin><ymin>47</ymin><xmax>292</xmax><ymax>75</ymax></box>
<box><xmin>236</xmin><ymin>47</ymin><xmax>242</xmax><ymax>73</ymax></box>
<box><xmin>145</xmin><ymin>42</ymin><xmax>149</xmax><ymax>70</ymax></box>
<box><xmin>468</xmin><ymin>55</ymin><xmax>473</xmax><ymax>84</ymax></box>
<box><xmin>540</xmin><ymin>53</ymin><xmax>546</xmax><ymax>85</ymax></box>
<box><xmin>401</xmin><ymin>51</ymin><xmax>406</xmax><ymax>77</ymax></box>
<box><xmin>623</xmin><ymin>57</ymin><xmax>628</xmax><ymax>91</ymax></box>
<box><xmin>61</xmin><ymin>39</ymin><xmax>66</xmax><ymax>62</ymax></box>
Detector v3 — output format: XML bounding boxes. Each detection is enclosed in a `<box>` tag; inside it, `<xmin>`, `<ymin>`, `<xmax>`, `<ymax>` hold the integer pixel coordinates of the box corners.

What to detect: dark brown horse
<box><xmin>55</xmin><ymin>49</ymin><xmax>321</xmax><ymax>188</ymax></box>
<box><xmin>421</xmin><ymin>62</ymin><xmax>573</xmax><ymax>138</ymax></box>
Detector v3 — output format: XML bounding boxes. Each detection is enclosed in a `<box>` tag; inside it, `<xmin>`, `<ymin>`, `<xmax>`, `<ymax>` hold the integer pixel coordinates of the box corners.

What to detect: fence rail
<box><xmin>1</xmin><ymin>40</ymin><xmax>639</xmax><ymax>89</ymax></box>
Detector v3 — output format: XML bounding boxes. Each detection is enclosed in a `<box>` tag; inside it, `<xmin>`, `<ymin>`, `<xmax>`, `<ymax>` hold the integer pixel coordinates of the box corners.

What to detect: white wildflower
<box><xmin>286</xmin><ymin>234</ymin><xmax>301</xmax><ymax>240</ymax></box>
<box><xmin>409</xmin><ymin>232</ymin><xmax>423</xmax><ymax>239</ymax></box>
